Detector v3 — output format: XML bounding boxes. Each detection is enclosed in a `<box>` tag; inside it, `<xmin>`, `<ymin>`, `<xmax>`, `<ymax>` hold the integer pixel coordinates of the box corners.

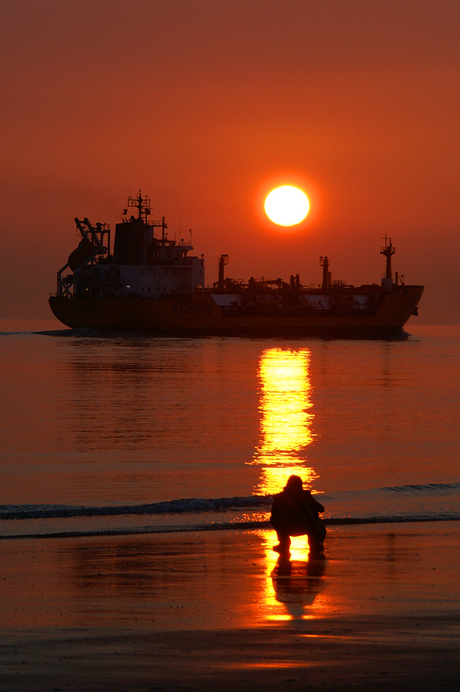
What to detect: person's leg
<box><xmin>307</xmin><ymin>531</ymin><xmax>324</xmax><ymax>558</ymax></box>
<box><xmin>274</xmin><ymin>532</ymin><xmax>291</xmax><ymax>553</ymax></box>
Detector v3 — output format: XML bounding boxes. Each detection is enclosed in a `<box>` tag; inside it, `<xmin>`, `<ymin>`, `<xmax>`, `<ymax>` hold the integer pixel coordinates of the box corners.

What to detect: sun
<box><xmin>264</xmin><ymin>186</ymin><xmax>310</xmax><ymax>226</ymax></box>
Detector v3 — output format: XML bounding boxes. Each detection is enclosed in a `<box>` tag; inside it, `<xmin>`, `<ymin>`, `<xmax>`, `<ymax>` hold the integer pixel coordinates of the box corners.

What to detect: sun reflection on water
<box><xmin>250</xmin><ymin>348</ymin><xmax>317</xmax><ymax>496</ymax></box>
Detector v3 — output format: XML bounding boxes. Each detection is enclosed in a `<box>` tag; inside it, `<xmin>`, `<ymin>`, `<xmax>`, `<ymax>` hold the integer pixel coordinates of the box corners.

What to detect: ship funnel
<box><xmin>217</xmin><ymin>254</ymin><xmax>229</xmax><ymax>291</ymax></box>
<box><xmin>320</xmin><ymin>256</ymin><xmax>330</xmax><ymax>290</ymax></box>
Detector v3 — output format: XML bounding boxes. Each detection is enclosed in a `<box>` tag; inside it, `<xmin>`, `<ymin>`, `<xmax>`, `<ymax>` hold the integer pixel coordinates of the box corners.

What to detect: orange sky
<box><xmin>1</xmin><ymin>0</ymin><xmax>459</xmax><ymax>324</ymax></box>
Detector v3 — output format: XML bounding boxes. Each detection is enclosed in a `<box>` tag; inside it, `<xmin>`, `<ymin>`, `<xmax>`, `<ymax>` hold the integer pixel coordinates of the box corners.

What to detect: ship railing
<box><xmin>56</xmin><ymin>263</ymin><xmax>73</xmax><ymax>297</ymax></box>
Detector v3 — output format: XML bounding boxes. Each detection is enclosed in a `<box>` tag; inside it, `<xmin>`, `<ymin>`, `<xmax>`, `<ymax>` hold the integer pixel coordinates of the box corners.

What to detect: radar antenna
<box><xmin>125</xmin><ymin>190</ymin><xmax>151</xmax><ymax>223</ymax></box>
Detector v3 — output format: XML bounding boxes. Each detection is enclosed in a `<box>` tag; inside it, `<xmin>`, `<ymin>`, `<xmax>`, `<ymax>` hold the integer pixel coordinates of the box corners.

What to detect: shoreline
<box><xmin>2</xmin><ymin>513</ymin><xmax>459</xmax><ymax>543</ymax></box>
<box><xmin>1</xmin><ymin>521</ymin><xmax>459</xmax><ymax>690</ymax></box>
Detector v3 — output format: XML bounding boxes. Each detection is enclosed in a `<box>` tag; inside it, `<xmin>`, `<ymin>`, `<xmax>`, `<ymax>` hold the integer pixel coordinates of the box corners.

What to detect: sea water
<box><xmin>0</xmin><ymin>324</ymin><xmax>458</xmax><ymax>539</ymax></box>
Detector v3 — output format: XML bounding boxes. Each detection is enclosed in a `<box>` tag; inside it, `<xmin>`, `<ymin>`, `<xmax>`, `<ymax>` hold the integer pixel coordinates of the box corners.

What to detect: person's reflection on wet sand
<box><xmin>272</xmin><ymin>554</ymin><xmax>326</xmax><ymax>618</ymax></box>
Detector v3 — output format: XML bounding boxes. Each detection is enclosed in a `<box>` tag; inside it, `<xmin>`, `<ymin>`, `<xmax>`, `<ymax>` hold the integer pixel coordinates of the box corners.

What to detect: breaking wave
<box><xmin>1</xmin><ymin>482</ymin><xmax>458</xmax><ymax>540</ymax></box>
<box><xmin>0</xmin><ymin>495</ymin><xmax>272</xmax><ymax>521</ymax></box>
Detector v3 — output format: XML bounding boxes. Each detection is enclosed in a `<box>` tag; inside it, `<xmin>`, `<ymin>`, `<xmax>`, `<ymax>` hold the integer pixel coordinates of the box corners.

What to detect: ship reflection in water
<box><xmin>251</xmin><ymin>347</ymin><xmax>317</xmax><ymax>496</ymax></box>
<box><xmin>250</xmin><ymin>347</ymin><xmax>327</xmax><ymax>620</ymax></box>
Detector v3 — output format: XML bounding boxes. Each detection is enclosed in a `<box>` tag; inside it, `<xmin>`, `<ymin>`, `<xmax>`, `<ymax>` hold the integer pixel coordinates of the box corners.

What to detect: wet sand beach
<box><xmin>1</xmin><ymin>522</ymin><xmax>459</xmax><ymax>691</ymax></box>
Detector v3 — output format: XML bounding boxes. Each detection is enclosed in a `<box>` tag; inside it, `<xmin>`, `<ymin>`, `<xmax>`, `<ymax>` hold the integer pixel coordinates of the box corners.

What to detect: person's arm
<box><xmin>270</xmin><ymin>496</ymin><xmax>280</xmax><ymax>526</ymax></box>
<box><xmin>313</xmin><ymin>498</ymin><xmax>325</xmax><ymax>513</ymax></box>
<box><xmin>305</xmin><ymin>491</ymin><xmax>324</xmax><ymax>513</ymax></box>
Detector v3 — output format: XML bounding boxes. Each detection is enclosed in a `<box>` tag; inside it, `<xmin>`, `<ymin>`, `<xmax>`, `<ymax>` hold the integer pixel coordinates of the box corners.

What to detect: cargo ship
<box><xmin>49</xmin><ymin>192</ymin><xmax>424</xmax><ymax>338</ymax></box>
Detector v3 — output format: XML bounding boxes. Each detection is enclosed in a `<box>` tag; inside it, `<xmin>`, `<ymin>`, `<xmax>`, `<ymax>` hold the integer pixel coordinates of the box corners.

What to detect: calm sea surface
<box><xmin>0</xmin><ymin>324</ymin><xmax>459</xmax><ymax>538</ymax></box>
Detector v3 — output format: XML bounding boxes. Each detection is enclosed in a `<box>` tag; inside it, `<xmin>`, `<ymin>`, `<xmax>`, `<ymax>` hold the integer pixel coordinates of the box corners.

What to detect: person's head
<box><xmin>286</xmin><ymin>475</ymin><xmax>303</xmax><ymax>491</ymax></box>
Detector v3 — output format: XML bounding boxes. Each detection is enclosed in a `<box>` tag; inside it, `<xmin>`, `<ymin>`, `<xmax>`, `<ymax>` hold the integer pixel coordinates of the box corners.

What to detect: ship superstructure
<box><xmin>58</xmin><ymin>192</ymin><xmax>204</xmax><ymax>301</ymax></box>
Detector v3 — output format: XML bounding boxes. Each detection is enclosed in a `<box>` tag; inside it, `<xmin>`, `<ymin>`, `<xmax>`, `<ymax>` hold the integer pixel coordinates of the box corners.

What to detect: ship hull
<box><xmin>49</xmin><ymin>285</ymin><xmax>424</xmax><ymax>339</ymax></box>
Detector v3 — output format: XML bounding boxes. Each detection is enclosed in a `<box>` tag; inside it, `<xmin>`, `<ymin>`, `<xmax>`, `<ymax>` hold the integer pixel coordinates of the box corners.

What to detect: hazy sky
<box><xmin>1</xmin><ymin>0</ymin><xmax>459</xmax><ymax>324</ymax></box>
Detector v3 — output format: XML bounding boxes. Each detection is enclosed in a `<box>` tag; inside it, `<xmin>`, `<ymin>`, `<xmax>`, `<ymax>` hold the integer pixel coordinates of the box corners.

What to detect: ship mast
<box><xmin>126</xmin><ymin>191</ymin><xmax>151</xmax><ymax>223</ymax></box>
<box><xmin>123</xmin><ymin>191</ymin><xmax>168</xmax><ymax>242</ymax></box>
<box><xmin>380</xmin><ymin>235</ymin><xmax>395</xmax><ymax>281</ymax></box>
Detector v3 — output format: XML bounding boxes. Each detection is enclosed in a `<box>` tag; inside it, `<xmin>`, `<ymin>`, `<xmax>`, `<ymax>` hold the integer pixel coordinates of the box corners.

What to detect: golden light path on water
<box><xmin>251</xmin><ymin>347</ymin><xmax>317</xmax><ymax>496</ymax></box>
<box><xmin>249</xmin><ymin>347</ymin><xmax>326</xmax><ymax>621</ymax></box>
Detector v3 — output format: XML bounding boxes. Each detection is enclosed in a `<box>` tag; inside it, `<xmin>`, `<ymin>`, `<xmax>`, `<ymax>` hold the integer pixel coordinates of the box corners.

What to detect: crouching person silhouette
<box><xmin>270</xmin><ymin>475</ymin><xmax>326</xmax><ymax>558</ymax></box>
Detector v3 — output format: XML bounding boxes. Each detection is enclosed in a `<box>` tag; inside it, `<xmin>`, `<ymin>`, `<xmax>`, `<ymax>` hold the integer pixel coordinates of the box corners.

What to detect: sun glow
<box><xmin>264</xmin><ymin>186</ymin><xmax>310</xmax><ymax>226</ymax></box>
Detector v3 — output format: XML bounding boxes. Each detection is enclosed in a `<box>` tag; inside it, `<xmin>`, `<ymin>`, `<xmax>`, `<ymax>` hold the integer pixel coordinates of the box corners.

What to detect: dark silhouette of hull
<box><xmin>49</xmin><ymin>285</ymin><xmax>424</xmax><ymax>338</ymax></box>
